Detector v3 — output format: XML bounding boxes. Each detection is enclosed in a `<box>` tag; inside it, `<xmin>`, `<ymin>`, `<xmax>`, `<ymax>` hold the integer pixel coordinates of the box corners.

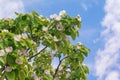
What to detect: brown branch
<box><xmin>53</xmin><ymin>56</ymin><xmax>68</xmax><ymax>79</ymax></box>
<box><xmin>28</xmin><ymin>46</ymin><xmax>47</xmax><ymax>61</ymax></box>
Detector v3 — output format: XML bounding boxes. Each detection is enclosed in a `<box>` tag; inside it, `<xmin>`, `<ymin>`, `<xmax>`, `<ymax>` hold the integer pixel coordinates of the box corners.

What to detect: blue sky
<box><xmin>0</xmin><ymin>0</ymin><xmax>120</xmax><ymax>80</ymax></box>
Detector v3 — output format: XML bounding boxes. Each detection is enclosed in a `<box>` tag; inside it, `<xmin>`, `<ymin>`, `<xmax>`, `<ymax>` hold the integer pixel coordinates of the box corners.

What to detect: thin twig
<box><xmin>28</xmin><ymin>46</ymin><xmax>47</xmax><ymax>61</ymax></box>
<box><xmin>53</xmin><ymin>56</ymin><xmax>68</xmax><ymax>79</ymax></box>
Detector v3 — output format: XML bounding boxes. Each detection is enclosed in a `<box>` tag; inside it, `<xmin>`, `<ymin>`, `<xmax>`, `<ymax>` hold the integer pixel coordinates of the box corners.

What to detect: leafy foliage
<box><xmin>0</xmin><ymin>10</ymin><xmax>90</xmax><ymax>80</ymax></box>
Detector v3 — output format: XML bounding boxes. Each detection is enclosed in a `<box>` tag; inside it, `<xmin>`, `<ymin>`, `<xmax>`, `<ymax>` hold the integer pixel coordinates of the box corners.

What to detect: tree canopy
<box><xmin>0</xmin><ymin>10</ymin><xmax>90</xmax><ymax>80</ymax></box>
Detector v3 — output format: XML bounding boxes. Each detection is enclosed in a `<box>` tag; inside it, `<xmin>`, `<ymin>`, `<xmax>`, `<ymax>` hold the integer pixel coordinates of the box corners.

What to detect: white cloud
<box><xmin>0</xmin><ymin>0</ymin><xmax>24</xmax><ymax>19</ymax></box>
<box><xmin>105</xmin><ymin>71</ymin><xmax>120</xmax><ymax>80</ymax></box>
<box><xmin>95</xmin><ymin>0</ymin><xmax>120</xmax><ymax>80</ymax></box>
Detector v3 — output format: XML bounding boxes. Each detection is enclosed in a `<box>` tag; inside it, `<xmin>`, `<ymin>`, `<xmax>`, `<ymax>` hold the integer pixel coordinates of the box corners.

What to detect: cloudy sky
<box><xmin>0</xmin><ymin>0</ymin><xmax>120</xmax><ymax>80</ymax></box>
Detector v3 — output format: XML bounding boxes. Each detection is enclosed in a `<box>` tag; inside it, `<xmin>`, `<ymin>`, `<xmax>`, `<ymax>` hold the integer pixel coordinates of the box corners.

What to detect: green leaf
<box><xmin>0</xmin><ymin>57</ymin><xmax>6</xmax><ymax>65</ymax></box>
<box><xmin>7</xmin><ymin>55</ymin><xmax>17</xmax><ymax>69</ymax></box>
<box><xmin>70</xmin><ymin>28</ymin><xmax>76</xmax><ymax>40</ymax></box>
<box><xmin>80</xmin><ymin>47</ymin><xmax>90</xmax><ymax>57</ymax></box>
<box><xmin>6</xmin><ymin>71</ymin><xmax>15</xmax><ymax>80</ymax></box>
<box><xmin>19</xmin><ymin>70</ymin><xmax>26</xmax><ymax>80</ymax></box>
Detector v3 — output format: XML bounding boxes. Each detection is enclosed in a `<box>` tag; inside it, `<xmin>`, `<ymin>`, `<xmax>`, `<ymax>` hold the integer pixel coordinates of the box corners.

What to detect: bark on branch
<box><xmin>53</xmin><ymin>56</ymin><xmax>68</xmax><ymax>79</ymax></box>
<box><xmin>28</xmin><ymin>46</ymin><xmax>47</xmax><ymax>61</ymax></box>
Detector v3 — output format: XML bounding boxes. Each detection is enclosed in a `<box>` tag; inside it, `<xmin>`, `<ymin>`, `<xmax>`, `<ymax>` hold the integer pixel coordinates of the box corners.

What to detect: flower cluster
<box><xmin>50</xmin><ymin>10</ymin><xmax>66</xmax><ymax>21</ymax></box>
<box><xmin>50</xmin><ymin>14</ymin><xmax>61</xmax><ymax>21</ymax></box>
<box><xmin>14</xmin><ymin>33</ymin><xmax>28</xmax><ymax>41</ymax></box>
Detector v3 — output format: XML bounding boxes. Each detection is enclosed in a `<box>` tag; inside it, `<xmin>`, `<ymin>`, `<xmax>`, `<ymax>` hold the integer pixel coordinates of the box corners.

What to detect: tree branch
<box><xmin>28</xmin><ymin>46</ymin><xmax>47</xmax><ymax>61</ymax></box>
<box><xmin>53</xmin><ymin>56</ymin><xmax>68</xmax><ymax>79</ymax></box>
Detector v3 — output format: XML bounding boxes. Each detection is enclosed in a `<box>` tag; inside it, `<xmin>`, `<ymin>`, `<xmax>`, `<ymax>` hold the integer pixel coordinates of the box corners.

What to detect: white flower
<box><xmin>50</xmin><ymin>14</ymin><xmax>61</xmax><ymax>21</ymax></box>
<box><xmin>77</xmin><ymin>14</ymin><xmax>82</xmax><ymax>21</ymax></box>
<box><xmin>50</xmin><ymin>14</ymin><xmax>58</xmax><ymax>19</ymax></box>
<box><xmin>55</xmin><ymin>16</ymin><xmax>61</xmax><ymax>21</ymax></box>
<box><xmin>66</xmin><ymin>73</ymin><xmax>71</xmax><ymax>78</ymax></box>
<box><xmin>53</xmin><ymin>36</ymin><xmax>58</xmax><ymax>42</ymax></box>
<box><xmin>59</xmin><ymin>10</ymin><xmax>66</xmax><ymax>16</ymax></box>
<box><xmin>5</xmin><ymin>46</ymin><xmax>13</xmax><ymax>53</ymax></box>
<box><xmin>14</xmin><ymin>35</ymin><xmax>21</xmax><ymax>41</ymax></box>
<box><xmin>44</xmin><ymin>70</ymin><xmax>50</xmax><ymax>75</ymax></box>
<box><xmin>57</xmin><ymin>24</ymin><xmax>63</xmax><ymax>31</ymax></box>
<box><xmin>74</xmin><ymin>25</ymin><xmax>79</xmax><ymax>31</ymax></box>
<box><xmin>2</xmin><ymin>29</ymin><xmax>9</xmax><ymax>33</ymax></box>
<box><xmin>42</xmin><ymin>26</ymin><xmax>48</xmax><ymax>32</ymax></box>
<box><xmin>15</xmin><ymin>58</ymin><xmax>23</xmax><ymax>64</ymax></box>
<box><xmin>0</xmin><ymin>50</ymin><xmax>5</xmax><ymax>56</ymax></box>
<box><xmin>5</xmin><ymin>66</ymin><xmax>12</xmax><ymax>72</ymax></box>
<box><xmin>21</xmin><ymin>33</ymin><xmax>28</xmax><ymax>39</ymax></box>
